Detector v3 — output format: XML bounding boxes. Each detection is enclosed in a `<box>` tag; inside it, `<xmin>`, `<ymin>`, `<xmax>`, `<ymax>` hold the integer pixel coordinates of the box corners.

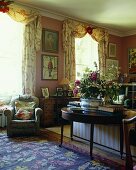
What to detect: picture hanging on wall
<box><xmin>41</xmin><ymin>87</ymin><xmax>49</xmax><ymax>98</ymax></box>
<box><xmin>42</xmin><ymin>28</ymin><xmax>59</xmax><ymax>53</ymax></box>
<box><xmin>41</xmin><ymin>55</ymin><xmax>58</xmax><ymax>80</ymax></box>
<box><xmin>109</xmin><ymin>43</ymin><xmax>116</xmax><ymax>58</ymax></box>
<box><xmin>128</xmin><ymin>48</ymin><xmax>136</xmax><ymax>74</ymax></box>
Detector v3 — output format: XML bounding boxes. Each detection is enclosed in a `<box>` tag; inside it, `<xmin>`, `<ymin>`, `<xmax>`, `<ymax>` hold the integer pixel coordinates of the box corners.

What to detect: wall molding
<box><xmin>15</xmin><ymin>2</ymin><xmax>136</xmax><ymax>37</ymax></box>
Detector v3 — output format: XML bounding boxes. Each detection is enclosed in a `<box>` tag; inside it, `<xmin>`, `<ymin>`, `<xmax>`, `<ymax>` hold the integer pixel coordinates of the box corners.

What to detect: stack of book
<box><xmin>98</xmin><ymin>105</ymin><xmax>124</xmax><ymax>115</ymax></box>
<box><xmin>67</xmin><ymin>101</ymin><xmax>81</xmax><ymax>108</ymax></box>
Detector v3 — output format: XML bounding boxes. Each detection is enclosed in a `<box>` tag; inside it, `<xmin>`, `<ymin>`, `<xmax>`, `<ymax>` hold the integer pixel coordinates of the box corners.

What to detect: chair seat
<box><xmin>12</xmin><ymin>119</ymin><xmax>36</xmax><ymax>123</ymax></box>
<box><xmin>11</xmin><ymin>120</ymin><xmax>36</xmax><ymax>128</ymax></box>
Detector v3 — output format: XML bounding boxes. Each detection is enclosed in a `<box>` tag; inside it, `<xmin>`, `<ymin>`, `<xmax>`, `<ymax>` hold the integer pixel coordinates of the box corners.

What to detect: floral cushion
<box><xmin>14</xmin><ymin>101</ymin><xmax>36</xmax><ymax>120</ymax></box>
<box><xmin>15</xmin><ymin>109</ymin><xmax>33</xmax><ymax>120</ymax></box>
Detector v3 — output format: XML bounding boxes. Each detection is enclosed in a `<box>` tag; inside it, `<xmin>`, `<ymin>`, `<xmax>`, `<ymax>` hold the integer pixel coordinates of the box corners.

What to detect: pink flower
<box><xmin>89</xmin><ymin>72</ymin><xmax>97</xmax><ymax>81</ymax></box>
<box><xmin>75</xmin><ymin>80</ymin><xmax>80</xmax><ymax>86</ymax></box>
<box><xmin>73</xmin><ymin>87</ymin><xmax>79</xmax><ymax>95</ymax></box>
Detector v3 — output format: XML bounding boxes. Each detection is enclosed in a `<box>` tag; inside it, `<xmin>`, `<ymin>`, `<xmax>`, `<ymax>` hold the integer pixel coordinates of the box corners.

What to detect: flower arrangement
<box><xmin>73</xmin><ymin>63</ymin><xmax>121</xmax><ymax>102</ymax></box>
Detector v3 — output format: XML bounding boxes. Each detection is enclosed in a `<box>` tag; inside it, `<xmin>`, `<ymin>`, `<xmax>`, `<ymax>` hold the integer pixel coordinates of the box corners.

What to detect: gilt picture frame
<box><xmin>42</xmin><ymin>28</ymin><xmax>59</xmax><ymax>53</ymax></box>
<box><xmin>128</xmin><ymin>48</ymin><xmax>136</xmax><ymax>74</ymax></box>
<box><xmin>41</xmin><ymin>55</ymin><xmax>58</xmax><ymax>80</ymax></box>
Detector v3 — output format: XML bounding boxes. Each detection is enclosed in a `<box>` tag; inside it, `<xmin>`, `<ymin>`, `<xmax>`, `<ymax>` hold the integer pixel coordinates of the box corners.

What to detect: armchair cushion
<box><xmin>15</xmin><ymin>108</ymin><xmax>33</xmax><ymax>120</ymax></box>
<box><xmin>14</xmin><ymin>100</ymin><xmax>36</xmax><ymax>120</ymax></box>
<box><xmin>15</xmin><ymin>100</ymin><xmax>36</xmax><ymax>110</ymax></box>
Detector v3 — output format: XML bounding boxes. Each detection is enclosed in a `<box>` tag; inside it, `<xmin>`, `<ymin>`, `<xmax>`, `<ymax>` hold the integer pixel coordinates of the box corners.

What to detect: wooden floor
<box><xmin>41</xmin><ymin>125</ymin><xmax>126</xmax><ymax>167</ymax></box>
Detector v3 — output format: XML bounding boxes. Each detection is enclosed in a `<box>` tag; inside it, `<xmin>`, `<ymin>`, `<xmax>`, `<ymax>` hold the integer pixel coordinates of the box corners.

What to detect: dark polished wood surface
<box><xmin>60</xmin><ymin>107</ymin><xmax>125</xmax><ymax>159</ymax></box>
<box><xmin>61</xmin><ymin>107</ymin><xmax>124</xmax><ymax>124</ymax></box>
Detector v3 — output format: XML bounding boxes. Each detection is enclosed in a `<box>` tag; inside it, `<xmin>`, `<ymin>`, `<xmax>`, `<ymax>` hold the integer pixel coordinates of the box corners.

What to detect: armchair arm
<box><xmin>4</xmin><ymin>107</ymin><xmax>14</xmax><ymax>125</ymax></box>
<box><xmin>35</xmin><ymin>107</ymin><xmax>43</xmax><ymax>122</ymax></box>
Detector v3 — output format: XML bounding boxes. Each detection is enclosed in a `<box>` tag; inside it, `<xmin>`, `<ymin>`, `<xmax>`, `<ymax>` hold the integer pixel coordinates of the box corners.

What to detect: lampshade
<box><xmin>59</xmin><ymin>78</ymin><xmax>70</xmax><ymax>90</ymax></box>
<box><xmin>59</xmin><ymin>78</ymin><xmax>70</xmax><ymax>85</ymax></box>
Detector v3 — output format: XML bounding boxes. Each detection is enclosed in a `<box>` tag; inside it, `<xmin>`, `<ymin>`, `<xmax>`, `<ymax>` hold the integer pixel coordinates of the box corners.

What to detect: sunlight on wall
<box><xmin>0</xmin><ymin>13</ymin><xmax>23</xmax><ymax>96</ymax></box>
<box><xmin>75</xmin><ymin>33</ymin><xmax>98</xmax><ymax>79</ymax></box>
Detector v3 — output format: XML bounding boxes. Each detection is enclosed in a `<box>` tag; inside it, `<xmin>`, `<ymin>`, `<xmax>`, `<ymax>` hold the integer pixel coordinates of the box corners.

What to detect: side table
<box><xmin>60</xmin><ymin>107</ymin><xmax>125</xmax><ymax>159</ymax></box>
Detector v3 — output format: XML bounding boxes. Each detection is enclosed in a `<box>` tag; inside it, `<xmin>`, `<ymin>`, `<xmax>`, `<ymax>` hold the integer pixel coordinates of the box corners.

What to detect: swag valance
<box><xmin>63</xmin><ymin>19</ymin><xmax>109</xmax><ymax>82</ymax></box>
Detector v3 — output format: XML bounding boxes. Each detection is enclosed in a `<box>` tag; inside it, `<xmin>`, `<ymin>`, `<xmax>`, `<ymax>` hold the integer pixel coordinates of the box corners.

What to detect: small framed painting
<box><xmin>41</xmin><ymin>87</ymin><xmax>49</xmax><ymax>98</ymax></box>
<box><xmin>128</xmin><ymin>48</ymin><xmax>136</xmax><ymax>74</ymax></box>
<box><xmin>42</xmin><ymin>28</ymin><xmax>59</xmax><ymax>53</ymax></box>
<box><xmin>109</xmin><ymin>43</ymin><xmax>116</xmax><ymax>58</ymax></box>
<box><xmin>56</xmin><ymin>87</ymin><xmax>63</xmax><ymax>97</ymax></box>
<box><xmin>41</xmin><ymin>55</ymin><xmax>58</xmax><ymax>80</ymax></box>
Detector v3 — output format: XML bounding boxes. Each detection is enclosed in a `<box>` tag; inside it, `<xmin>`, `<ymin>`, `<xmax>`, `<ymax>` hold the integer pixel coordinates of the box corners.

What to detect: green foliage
<box><xmin>74</xmin><ymin>68</ymin><xmax>121</xmax><ymax>100</ymax></box>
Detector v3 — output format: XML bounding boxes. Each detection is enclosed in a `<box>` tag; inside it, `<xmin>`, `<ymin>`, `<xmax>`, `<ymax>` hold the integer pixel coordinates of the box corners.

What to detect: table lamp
<box><xmin>59</xmin><ymin>77</ymin><xmax>70</xmax><ymax>90</ymax></box>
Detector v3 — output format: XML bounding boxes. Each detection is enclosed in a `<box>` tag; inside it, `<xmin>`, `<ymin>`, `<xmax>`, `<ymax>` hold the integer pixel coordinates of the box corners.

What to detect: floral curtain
<box><xmin>63</xmin><ymin>19</ymin><xmax>109</xmax><ymax>82</ymax></box>
<box><xmin>7</xmin><ymin>4</ymin><xmax>42</xmax><ymax>95</ymax></box>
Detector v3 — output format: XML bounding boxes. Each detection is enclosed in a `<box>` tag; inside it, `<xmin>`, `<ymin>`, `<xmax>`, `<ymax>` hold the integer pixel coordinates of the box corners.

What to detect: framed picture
<box><xmin>56</xmin><ymin>87</ymin><xmax>63</xmax><ymax>96</ymax></box>
<box><xmin>128</xmin><ymin>48</ymin><xmax>136</xmax><ymax>74</ymax></box>
<box><xmin>41</xmin><ymin>55</ymin><xmax>58</xmax><ymax>80</ymax></box>
<box><xmin>67</xmin><ymin>90</ymin><xmax>73</xmax><ymax>97</ymax></box>
<box><xmin>42</xmin><ymin>28</ymin><xmax>59</xmax><ymax>53</ymax></box>
<box><xmin>109</xmin><ymin>43</ymin><xmax>116</xmax><ymax>58</ymax></box>
<box><xmin>106</xmin><ymin>59</ymin><xmax>119</xmax><ymax>80</ymax></box>
<box><xmin>41</xmin><ymin>87</ymin><xmax>49</xmax><ymax>98</ymax></box>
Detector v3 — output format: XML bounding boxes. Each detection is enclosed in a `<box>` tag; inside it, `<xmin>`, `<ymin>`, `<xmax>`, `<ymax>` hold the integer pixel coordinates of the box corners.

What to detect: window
<box><xmin>75</xmin><ymin>33</ymin><xmax>98</xmax><ymax>79</ymax></box>
<box><xmin>0</xmin><ymin>13</ymin><xmax>23</xmax><ymax>97</ymax></box>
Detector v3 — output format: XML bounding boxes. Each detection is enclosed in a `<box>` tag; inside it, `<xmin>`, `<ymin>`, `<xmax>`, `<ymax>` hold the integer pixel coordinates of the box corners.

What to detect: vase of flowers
<box><xmin>73</xmin><ymin>64</ymin><xmax>121</xmax><ymax>109</ymax></box>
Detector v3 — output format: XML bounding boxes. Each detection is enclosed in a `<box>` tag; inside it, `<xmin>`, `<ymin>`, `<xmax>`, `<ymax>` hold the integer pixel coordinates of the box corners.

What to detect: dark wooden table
<box><xmin>59</xmin><ymin>107</ymin><xmax>125</xmax><ymax>159</ymax></box>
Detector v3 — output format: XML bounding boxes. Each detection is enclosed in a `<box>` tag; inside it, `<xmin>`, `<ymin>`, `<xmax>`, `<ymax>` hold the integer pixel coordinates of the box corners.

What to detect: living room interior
<box><xmin>0</xmin><ymin>0</ymin><xmax>136</xmax><ymax>169</ymax></box>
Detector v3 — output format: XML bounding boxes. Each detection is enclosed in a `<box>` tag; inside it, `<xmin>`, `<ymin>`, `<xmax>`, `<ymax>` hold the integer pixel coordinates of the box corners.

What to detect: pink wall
<box><xmin>109</xmin><ymin>34</ymin><xmax>136</xmax><ymax>81</ymax></box>
<box><xmin>122</xmin><ymin>35</ymin><xmax>136</xmax><ymax>81</ymax></box>
<box><xmin>36</xmin><ymin>16</ymin><xmax>64</xmax><ymax>97</ymax></box>
<box><xmin>35</xmin><ymin>15</ymin><xmax>136</xmax><ymax>97</ymax></box>
<box><xmin>109</xmin><ymin>34</ymin><xmax>123</xmax><ymax>70</ymax></box>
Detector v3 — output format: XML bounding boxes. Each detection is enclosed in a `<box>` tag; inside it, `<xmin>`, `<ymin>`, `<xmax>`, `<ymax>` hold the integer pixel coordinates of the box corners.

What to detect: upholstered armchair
<box><xmin>4</xmin><ymin>95</ymin><xmax>43</xmax><ymax>137</ymax></box>
<box><xmin>123</xmin><ymin>116</ymin><xmax>136</xmax><ymax>170</ymax></box>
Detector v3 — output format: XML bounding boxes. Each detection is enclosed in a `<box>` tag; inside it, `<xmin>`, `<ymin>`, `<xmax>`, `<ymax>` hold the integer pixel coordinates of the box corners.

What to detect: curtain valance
<box><xmin>63</xmin><ymin>19</ymin><xmax>109</xmax><ymax>81</ymax></box>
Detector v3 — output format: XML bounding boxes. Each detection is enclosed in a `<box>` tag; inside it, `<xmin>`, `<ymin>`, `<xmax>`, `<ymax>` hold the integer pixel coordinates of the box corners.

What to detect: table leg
<box><xmin>70</xmin><ymin>121</ymin><xmax>73</xmax><ymax>140</ymax></box>
<box><xmin>59</xmin><ymin>120</ymin><xmax>64</xmax><ymax>147</ymax></box>
<box><xmin>120</xmin><ymin>123</ymin><xmax>123</xmax><ymax>159</ymax></box>
<box><xmin>90</xmin><ymin>124</ymin><xmax>94</xmax><ymax>159</ymax></box>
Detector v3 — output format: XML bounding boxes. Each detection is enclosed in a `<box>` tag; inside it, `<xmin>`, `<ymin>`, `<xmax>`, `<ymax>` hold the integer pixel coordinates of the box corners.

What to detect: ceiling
<box><xmin>15</xmin><ymin>0</ymin><xmax>136</xmax><ymax>35</ymax></box>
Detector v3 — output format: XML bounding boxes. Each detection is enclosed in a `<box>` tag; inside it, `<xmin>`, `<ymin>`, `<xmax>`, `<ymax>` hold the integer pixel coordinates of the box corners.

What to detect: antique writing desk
<box><xmin>60</xmin><ymin>107</ymin><xmax>125</xmax><ymax>159</ymax></box>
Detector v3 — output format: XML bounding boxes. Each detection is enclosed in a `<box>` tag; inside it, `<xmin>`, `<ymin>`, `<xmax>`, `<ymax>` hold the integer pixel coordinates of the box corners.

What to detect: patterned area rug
<box><xmin>0</xmin><ymin>133</ymin><xmax>125</xmax><ymax>170</ymax></box>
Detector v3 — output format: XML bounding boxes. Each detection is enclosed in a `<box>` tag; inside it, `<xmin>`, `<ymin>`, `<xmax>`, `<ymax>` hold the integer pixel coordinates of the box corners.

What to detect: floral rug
<box><xmin>0</xmin><ymin>133</ymin><xmax>125</xmax><ymax>170</ymax></box>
